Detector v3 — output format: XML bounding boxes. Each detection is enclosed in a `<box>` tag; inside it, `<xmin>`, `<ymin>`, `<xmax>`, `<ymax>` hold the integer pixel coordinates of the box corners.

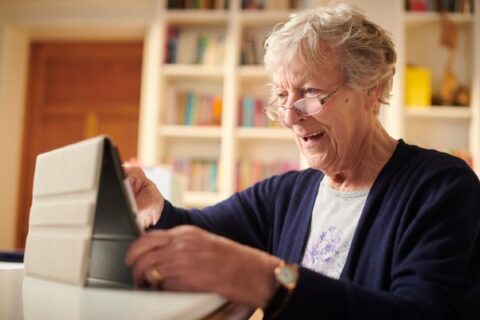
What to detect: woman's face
<box><xmin>272</xmin><ymin>60</ymin><xmax>376</xmax><ymax>174</ymax></box>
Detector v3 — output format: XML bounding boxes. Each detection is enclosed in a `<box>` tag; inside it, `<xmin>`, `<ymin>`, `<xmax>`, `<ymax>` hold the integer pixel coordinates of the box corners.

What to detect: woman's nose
<box><xmin>282</xmin><ymin>101</ymin><xmax>304</xmax><ymax>126</ymax></box>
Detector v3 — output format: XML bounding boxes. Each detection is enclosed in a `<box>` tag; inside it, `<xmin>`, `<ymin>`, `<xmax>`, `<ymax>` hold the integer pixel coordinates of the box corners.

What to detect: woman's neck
<box><xmin>325</xmin><ymin>122</ymin><xmax>398</xmax><ymax>192</ymax></box>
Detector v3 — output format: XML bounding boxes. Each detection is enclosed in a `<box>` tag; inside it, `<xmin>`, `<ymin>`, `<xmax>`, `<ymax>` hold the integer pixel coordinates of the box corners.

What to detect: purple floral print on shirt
<box><xmin>302</xmin><ymin>225</ymin><xmax>350</xmax><ymax>277</ymax></box>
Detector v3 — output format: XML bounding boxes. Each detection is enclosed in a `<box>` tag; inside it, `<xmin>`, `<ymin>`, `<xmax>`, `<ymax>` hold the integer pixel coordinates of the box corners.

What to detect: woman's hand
<box><xmin>125</xmin><ymin>225</ymin><xmax>282</xmax><ymax>308</ymax></box>
<box><xmin>123</xmin><ymin>165</ymin><xmax>164</xmax><ymax>230</ymax></box>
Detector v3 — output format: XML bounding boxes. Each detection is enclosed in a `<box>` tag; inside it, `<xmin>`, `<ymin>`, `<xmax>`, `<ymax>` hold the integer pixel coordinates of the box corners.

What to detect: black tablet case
<box><xmin>86</xmin><ymin>137</ymin><xmax>140</xmax><ymax>287</ymax></box>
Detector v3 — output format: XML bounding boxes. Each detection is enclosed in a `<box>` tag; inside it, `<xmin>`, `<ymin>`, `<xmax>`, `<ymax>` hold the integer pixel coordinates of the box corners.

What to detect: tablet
<box><xmin>24</xmin><ymin>136</ymin><xmax>140</xmax><ymax>288</ymax></box>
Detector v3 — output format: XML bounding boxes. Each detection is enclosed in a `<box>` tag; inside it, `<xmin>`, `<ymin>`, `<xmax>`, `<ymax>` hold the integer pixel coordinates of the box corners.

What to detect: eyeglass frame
<box><xmin>263</xmin><ymin>82</ymin><xmax>346</xmax><ymax>122</ymax></box>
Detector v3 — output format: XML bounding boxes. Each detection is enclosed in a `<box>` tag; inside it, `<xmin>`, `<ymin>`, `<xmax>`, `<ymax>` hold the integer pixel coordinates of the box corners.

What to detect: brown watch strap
<box><xmin>263</xmin><ymin>262</ymin><xmax>299</xmax><ymax>318</ymax></box>
<box><xmin>263</xmin><ymin>284</ymin><xmax>291</xmax><ymax>318</ymax></box>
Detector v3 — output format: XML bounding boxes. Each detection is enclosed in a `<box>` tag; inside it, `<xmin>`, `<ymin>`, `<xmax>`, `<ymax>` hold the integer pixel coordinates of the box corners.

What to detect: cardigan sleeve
<box><xmin>151</xmin><ymin>170</ymin><xmax>306</xmax><ymax>251</ymax></box>
<box><xmin>275</xmin><ymin>160</ymin><xmax>480</xmax><ymax>320</ymax></box>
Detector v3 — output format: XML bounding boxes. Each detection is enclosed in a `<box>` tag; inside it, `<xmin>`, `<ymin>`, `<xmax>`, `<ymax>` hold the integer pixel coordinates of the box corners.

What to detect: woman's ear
<box><xmin>365</xmin><ymin>85</ymin><xmax>381</xmax><ymax>111</ymax></box>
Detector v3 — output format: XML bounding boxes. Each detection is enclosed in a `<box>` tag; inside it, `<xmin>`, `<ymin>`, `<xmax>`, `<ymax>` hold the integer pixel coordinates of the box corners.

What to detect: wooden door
<box><xmin>17</xmin><ymin>41</ymin><xmax>143</xmax><ymax>248</ymax></box>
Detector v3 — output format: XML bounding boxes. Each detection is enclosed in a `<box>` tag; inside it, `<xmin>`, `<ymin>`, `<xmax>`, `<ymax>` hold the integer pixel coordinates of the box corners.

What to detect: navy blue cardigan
<box><xmin>154</xmin><ymin>140</ymin><xmax>480</xmax><ymax>319</ymax></box>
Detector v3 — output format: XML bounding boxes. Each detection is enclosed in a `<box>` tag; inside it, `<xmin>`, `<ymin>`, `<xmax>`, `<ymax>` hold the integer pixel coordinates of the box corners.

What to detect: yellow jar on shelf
<box><xmin>405</xmin><ymin>66</ymin><xmax>432</xmax><ymax>107</ymax></box>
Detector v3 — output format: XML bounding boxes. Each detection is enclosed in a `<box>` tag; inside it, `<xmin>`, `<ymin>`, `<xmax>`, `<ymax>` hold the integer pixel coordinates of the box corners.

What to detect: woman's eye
<box><xmin>275</xmin><ymin>92</ymin><xmax>288</xmax><ymax>103</ymax></box>
<box><xmin>303</xmin><ymin>88</ymin><xmax>321</xmax><ymax>97</ymax></box>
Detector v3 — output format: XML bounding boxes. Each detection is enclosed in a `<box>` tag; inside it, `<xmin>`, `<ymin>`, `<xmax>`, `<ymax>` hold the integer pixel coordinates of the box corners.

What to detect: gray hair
<box><xmin>264</xmin><ymin>2</ymin><xmax>396</xmax><ymax>111</ymax></box>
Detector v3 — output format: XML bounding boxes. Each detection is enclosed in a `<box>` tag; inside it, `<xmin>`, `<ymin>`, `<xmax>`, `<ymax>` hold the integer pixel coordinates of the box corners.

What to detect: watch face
<box><xmin>278</xmin><ymin>265</ymin><xmax>298</xmax><ymax>286</ymax></box>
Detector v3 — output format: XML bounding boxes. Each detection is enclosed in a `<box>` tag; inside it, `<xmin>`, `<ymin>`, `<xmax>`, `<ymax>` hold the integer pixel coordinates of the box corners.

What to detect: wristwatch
<box><xmin>264</xmin><ymin>261</ymin><xmax>299</xmax><ymax>318</ymax></box>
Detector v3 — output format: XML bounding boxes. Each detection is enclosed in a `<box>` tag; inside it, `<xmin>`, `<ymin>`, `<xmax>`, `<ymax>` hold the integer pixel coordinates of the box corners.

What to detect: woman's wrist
<box><xmin>257</xmin><ymin>254</ymin><xmax>283</xmax><ymax>308</ymax></box>
<box><xmin>220</xmin><ymin>245</ymin><xmax>282</xmax><ymax>308</ymax></box>
<box><xmin>263</xmin><ymin>262</ymin><xmax>299</xmax><ymax>318</ymax></box>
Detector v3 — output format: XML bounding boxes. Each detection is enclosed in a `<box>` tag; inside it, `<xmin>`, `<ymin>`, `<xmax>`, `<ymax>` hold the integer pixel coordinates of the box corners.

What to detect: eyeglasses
<box><xmin>263</xmin><ymin>83</ymin><xmax>345</xmax><ymax>122</ymax></box>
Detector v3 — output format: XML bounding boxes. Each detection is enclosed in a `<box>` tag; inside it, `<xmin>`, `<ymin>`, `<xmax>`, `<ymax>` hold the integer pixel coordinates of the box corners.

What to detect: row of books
<box><xmin>167</xmin><ymin>0</ymin><xmax>229</xmax><ymax>9</ymax></box>
<box><xmin>236</xmin><ymin>160</ymin><xmax>299</xmax><ymax>191</ymax></box>
<box><xmin>169</xmin><ymin>150</ymin><xmax>471</xmax><ymax>192</ymax></box>
<box><xmin>170</xmin><ymin>157</ymin><xmax>299</xmax><ymax>192</ymax></box>
<box><xmin>238</xmin><ymin>95</ymin><xmax>278</xmax><ymax>127</ymax></box>
<box><xmin>166</xmin><ymin>27</ymin><xmax>225</xmax><ymax>65</ymax></box>
<box><xmin>241</xmin><ymin>29</ymin><xmax>269</xmax><ymax>65</ymax></box>
<box><xmin>241</xmin><ymin>0</ymin><xmax>300</xmax><ymax>10</ymax></box>
<box><xmin>405</xmin><ymin>0</ymin><xmax>474</xmax><ymax>12</ymax></box>
<box><xmin>166</xmin><ymin>90</ymin><xmax>278</xmax><ymax>127</ymax></box>
<box><xmin>172</xmin><ymin>158</ymin><xmax>219</xmax><ymax>192</ymax></box>
<box><xmin>167</xmin><ymin>90</ymin><xmax>222</xmax><ymax>126</ymax></box>
<box><xmin>166</xmin><ymin>0</ymin><xmax>322</xmax><ymax>11</ymax></box>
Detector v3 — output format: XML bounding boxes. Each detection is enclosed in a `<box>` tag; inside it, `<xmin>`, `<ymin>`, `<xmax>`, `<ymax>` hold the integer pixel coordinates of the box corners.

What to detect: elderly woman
<box><xmin>125</xmin><ymin>3</ymin><xmax>480</xmax><ymax>319</ymax></box>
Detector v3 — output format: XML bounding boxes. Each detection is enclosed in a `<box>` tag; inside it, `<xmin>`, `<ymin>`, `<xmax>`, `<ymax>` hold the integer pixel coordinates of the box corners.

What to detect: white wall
<box><xmin>0</xmin><ymin>26</ymin><xmax>29</xmax><ymax>250</ymax></box>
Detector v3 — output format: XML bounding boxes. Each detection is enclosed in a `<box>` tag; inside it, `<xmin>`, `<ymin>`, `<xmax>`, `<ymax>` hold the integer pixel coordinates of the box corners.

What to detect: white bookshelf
<box><xmin>237</xmin><ymin>65</ymin><xmax>268</xmax><ymax>77</ymax></box>
<box><xmin>158</xmin><ymin>125</ymin><xmax>222</xmax><ymax>138</ymax></box>
<box><xmin>138</xmin><ymin>1</ymin><xmax>480</xmax><ymax>207</ymax></box>
<box><xmin>404</xmin><ymin>11</ymin><xmax>474</xmax><ymax>24</ymax></box>
<box><xmin>184</xmin><ymin>191</ymin><xmax>226</xmax><ymax>208</ymax></box>
<box><xmin>236</xmin><ymin>127</ymin><xmax>293</xmax><ymax>140</ymax></box>
<box><xmin>162</xmin><ymin>65</ymin><xmax>224</xmax><ymax>77</ymax></box>
<box><xmin>405</xmin><ymin>106</ymin><xmax>472</xmax><ymax>119</ymax></box>
<box><xmin>138</xmin><ymin>0</ymin><xmax>300</xmax><ymax>207</ymax></box>
<box><xmin>165</xmin><ymin>10</ymin><xmax>229</xmax><ymax>24</ymax></box>
<box><xmin>401</xmin><ymin>5</ymin><xmax>479</xmax><ymax>171</ymax></box>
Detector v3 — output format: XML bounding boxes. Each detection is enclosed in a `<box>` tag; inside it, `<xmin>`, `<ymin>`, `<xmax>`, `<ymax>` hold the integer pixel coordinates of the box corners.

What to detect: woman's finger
<box><xmin>125</xmin><ymin>231</ymin><xmax>172</xmax><ymax>266</ymax></box>
<box><xmin>130</xmin><ymin>244</ymin><xmax>177</xmax><ymax>286</ymax></box>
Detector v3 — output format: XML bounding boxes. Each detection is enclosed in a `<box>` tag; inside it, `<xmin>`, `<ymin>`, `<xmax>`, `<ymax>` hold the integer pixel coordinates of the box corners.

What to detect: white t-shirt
<box><xmin>301</xmin><ymin>178</ymin><xmax>369</xmax><ymax>279</ymax></box>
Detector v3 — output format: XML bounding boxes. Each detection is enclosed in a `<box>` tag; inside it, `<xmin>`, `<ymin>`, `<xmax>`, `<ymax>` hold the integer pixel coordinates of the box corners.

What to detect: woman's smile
<box><xmin>298</xmin><ymin>130</ymin><xmax>326</xmax><ymax>147</ymax></box>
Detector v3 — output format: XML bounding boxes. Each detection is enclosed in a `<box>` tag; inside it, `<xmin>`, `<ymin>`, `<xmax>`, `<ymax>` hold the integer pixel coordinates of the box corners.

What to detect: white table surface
<box><xmin>0</xmin><ymin>265</ymin><xmax>226</xmax><ymax>320</ymax></box>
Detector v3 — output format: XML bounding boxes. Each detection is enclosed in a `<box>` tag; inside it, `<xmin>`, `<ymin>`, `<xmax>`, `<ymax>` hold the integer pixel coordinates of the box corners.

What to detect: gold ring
<box><xmin>150</xmin><ymin>268</ymin><xmax>164</xmax><ymax>282</ymax></box>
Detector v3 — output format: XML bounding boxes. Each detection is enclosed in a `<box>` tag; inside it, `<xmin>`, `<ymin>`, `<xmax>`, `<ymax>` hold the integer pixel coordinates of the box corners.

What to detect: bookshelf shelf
<box><xmin>405</xmin><ymin>106</ymin><xmax>472</xmax><ymax>119</ymax></box>
<box><xmin>163</xmin><ymin>65</ymin><xmax>224</xmax><ymax>78</ymax></box>
<box><xmin>404</xmin><ymin>12</ymin><xmax>474</xmax><ymax>25</ymax></box>
<box><xmin>239</xmin><ymin>11</ymin><xmax>291</xmax><ymax>26</ymax></box>
<box><xmin>184</xmin><ymin>191</ymin><xmax>227</xmax><ymax>207</ymax></box>
<box><xmin>236</xmin><ymin>127</ymin><xmax>292</xmax><ymax>140</ymax></box>
<box><xmin>238</xmin><ymin>65</ymin><xmax>268</xmax><ymax>78</ymax></box>
<box><xmin>165</xmin><ymin>10</ymin><xmax>229</xmax><ymax>24</ymax></box>
<box><xmin>158</xmin><ymin>125</ymin><xmax>222</xmax><ymax>138</ymax></box>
